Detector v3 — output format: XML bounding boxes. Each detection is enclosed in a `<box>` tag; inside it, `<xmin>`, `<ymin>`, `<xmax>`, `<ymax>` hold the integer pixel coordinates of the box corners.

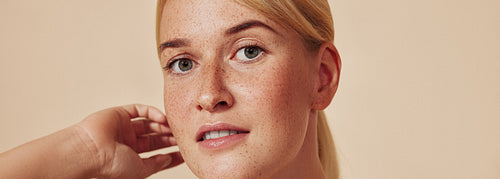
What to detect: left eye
<box><xmin>235</xmin><ymin>46</ymin><xmax>263</xmax><ymax>62</ymax></box>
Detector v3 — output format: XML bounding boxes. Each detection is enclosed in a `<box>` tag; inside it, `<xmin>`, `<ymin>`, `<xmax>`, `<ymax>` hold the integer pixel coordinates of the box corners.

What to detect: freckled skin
<box><xmin>159</xmin><ymin>0</ymin><xmax>326</xmax><ymax>178</ymax></box>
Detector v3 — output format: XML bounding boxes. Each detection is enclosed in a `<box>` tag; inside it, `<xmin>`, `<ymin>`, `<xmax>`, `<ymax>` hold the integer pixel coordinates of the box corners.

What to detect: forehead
<box><xmin>158</xmin><ymin>0</ymin><xmax>281</xmax><ymax>41</ymax></box>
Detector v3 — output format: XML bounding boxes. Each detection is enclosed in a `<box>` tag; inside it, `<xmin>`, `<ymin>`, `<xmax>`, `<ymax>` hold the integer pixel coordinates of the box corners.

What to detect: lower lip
<box><xmin>198</xmin><ymin>133</ymin><xmax>249</xmax><ymax>150</ymax></box>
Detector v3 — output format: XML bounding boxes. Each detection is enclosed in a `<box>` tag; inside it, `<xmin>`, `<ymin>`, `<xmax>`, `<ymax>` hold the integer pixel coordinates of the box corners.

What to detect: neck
<box><xmin>271</xmin><ymin>110</ymin><xmax>325</xmax><ymax>179</ymax></box>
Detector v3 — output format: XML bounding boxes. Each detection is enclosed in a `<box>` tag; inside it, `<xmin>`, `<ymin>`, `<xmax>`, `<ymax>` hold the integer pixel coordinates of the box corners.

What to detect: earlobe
<box><xmin>312</xmin><ymin>42</ymin><xmax>341</xmax><ymax>110</ymax></box>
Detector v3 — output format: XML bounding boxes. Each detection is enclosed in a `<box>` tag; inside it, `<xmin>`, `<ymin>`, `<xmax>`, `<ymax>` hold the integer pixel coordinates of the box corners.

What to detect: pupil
<box><xmin>178</xmin><ymin>59</ymin><xmax>192</xmax><ymax>71</ymax></box>
<box><xmin>244</xmin><ymin>47</ymin><xmax>259</xmax><ymax>58</ymax></box>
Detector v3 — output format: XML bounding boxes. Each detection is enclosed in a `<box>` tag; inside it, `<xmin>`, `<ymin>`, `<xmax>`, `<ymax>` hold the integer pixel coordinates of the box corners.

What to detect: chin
<box><xmin>179</xmin><ymin>137</ymin><xmax>281</xmax><ymax>178</ymax></box>
<box><xmin>181</xmin><ymin>146</ymin><xmax>266</xmax><ymax>178</ymax></box>
<box><xmin>181</xmin><ymin>138</ymin><xmax>296</xmax><ymax>179</ymax></box>
<box><xmin>192</xmin><ymin>159</ymin><xmax>274</xmax><ymax>179</ymax></box>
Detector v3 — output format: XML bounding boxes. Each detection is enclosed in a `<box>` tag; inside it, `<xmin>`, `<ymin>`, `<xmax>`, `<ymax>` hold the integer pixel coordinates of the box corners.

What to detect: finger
<box><xmin>115</xmin><ymin>104</ymin><xmax>165</xmax><ymax>147</ymax></box>
<box><xmin>132</xmin><ymin>119</ymin><xmax>172</xmax><ymax>136</ymax></box>
<box><xmin>162</xmin><ymin>152</ymin><xmax>184</xmax><ymax>169</ymax></box>
<box><xmin>141</xmin><ymin>152</ymin><xmax>184</xmax><ymax>178</ymax></box>
<box><xmin>120</xmin><ymin>104</ymin><xmax>167</xmax><ymax>123</ymax></box>
<box><xmin>135</xmin><ymin>134</ymin><xmax>177</xmax><ymax>153</ymax></box>
<box><xmin>141</xmin><ymin>154</ymin><xmax>172</xmax><ymax>178</ymax></box>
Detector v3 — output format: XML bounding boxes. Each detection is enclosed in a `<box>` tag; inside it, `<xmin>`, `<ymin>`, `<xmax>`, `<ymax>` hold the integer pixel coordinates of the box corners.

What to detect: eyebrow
<box><xmin>158</xmin><ymin>38</ymin><xmax>190</xmax><ymax>52</ymax></box>
<box><xmin>158</xmin><ymin>20</ymin><xmax>278</xmax><ymax>52</ymax></box>
<box><xmin>225</xmin><ymin>20</ymin><xmax>279</xmax><ymax>35</ymax></box>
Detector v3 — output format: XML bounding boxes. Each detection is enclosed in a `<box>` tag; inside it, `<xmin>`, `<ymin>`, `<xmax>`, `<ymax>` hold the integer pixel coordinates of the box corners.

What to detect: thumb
<box><xmin>142</xmin><ymin>154</ymin><xmax>172</xmax><ymax>177</ymax></box>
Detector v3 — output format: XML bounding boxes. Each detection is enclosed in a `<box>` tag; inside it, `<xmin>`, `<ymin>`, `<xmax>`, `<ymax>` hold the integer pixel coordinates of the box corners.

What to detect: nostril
<box><xmin>218</xmin><ymin>101</ymin><xmax>227</xmax><ymax>106</ymax></box>
<box><xmin>197</xmin><ymin>101</ymin><xmax>229</xmax><ymax>112</ymax></box>
<box><xmin>211</xmin><ymin>101</ymin><xmax>228</xmax><ymax>110</ymax></box>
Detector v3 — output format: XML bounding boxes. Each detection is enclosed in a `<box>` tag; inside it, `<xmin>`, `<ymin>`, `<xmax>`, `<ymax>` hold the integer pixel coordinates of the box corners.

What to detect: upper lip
<box><xmin>196</xmin><ymin>122</ymin><xmax>250</xmax><ymax>141</ymax></box>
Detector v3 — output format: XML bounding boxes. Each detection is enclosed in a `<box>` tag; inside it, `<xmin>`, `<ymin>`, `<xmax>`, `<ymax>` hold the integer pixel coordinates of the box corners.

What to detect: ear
<box><xmin>311</xmin><ymin>42</ymin><xmax>341</xmax><ymax>110</ymax></box>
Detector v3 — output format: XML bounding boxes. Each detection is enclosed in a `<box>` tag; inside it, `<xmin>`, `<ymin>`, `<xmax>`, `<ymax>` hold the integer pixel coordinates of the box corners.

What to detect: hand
<box><xmin>76</xmin><ymin>104</ymin><xmax>183</xmax><ymax>178</ymax></box>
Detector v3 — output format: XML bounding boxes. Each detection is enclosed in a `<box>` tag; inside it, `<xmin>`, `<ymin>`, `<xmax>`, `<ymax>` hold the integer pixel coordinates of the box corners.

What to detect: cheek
<box><xmin>234</xmin><ymin>55</ymin><xmax>315</xmax><ymax>161</ymax></box>
<box><xmin>163</xmin><ymin>81</ymin><xmax>193</xmax><ymax>142</ymax></box>
<box><xmin>247</xmin><ymin>55</ymin><xmax>314</xmax><ymax>119</ymax></box>
<box><xmin>163</xmin><ymin>81</ymin><xmax>201</xmax><ymax>165</ymax></box>
<box><xmin>263</xmin><ymin>67</ymin><xmax>311</xmax><ymax>132</ymax></box>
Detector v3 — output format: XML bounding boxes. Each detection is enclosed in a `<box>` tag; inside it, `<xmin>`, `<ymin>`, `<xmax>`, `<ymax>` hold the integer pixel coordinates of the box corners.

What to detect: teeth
<box><xmin>220</xmin><ymin>130</ymin><xmax>229</xmax><ymax>137</ymax></box>
<box><xmin>202</xmin><ymin>130</ymin><xmax>240</xmax><ymax>141</ymax></box>
<box><xmin>209</xmin><ymin>131</ymin><xmax>219</xmax><ymax>139</ymax></box>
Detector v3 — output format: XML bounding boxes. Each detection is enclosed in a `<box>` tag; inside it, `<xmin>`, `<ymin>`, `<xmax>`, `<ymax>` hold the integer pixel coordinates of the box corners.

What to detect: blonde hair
<box><xmin>156</xmin><ymin>0</ymin><xmax>338</xmax><ymax>178</ymax></box>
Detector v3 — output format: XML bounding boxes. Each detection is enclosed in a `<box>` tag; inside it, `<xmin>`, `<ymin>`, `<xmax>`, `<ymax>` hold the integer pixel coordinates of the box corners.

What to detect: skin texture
<box><xmin>0</xmin><ymin>104</ymin><xmax>184</xmax><ymax>178</ymax></box>
<box><xmin>159</xmin><ymin>0</ymin><xmax>340</xmax><ymax>178</ymax></box>
<box><xmin>76</xmin><ymin>104</ymin><xmax>184</xmax><ymax>178</ymax></box>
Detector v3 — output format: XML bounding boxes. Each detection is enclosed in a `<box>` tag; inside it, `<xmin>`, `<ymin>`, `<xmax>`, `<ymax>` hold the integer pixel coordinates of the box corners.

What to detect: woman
<box><xmin>0</xmin><ymin>0</ymin><xmax>340</xmax><ymax>178</ymax></box>
<box><xmin>157</xmin><ymin>0</ymin><xmax>340</xmax><ymax>178</ymax></box>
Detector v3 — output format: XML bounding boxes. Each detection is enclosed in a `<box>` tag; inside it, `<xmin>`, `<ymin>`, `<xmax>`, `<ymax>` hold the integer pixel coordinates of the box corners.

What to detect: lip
<box><xmin>196</xmin><ymin>122</ymin><xmax>250</xmax><ymax>149</ymax></box>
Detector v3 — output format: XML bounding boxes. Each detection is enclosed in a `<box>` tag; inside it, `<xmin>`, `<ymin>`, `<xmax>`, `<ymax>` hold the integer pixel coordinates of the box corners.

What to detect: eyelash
<box><xmin>162</xmin><ymin>53</ymin><xmax>191</xmax><ymax>71</ymax></box>
<box><xmin>164</xmin><ymin>58</ymin><xmax>184</xmax><ymax>70</ymax></box>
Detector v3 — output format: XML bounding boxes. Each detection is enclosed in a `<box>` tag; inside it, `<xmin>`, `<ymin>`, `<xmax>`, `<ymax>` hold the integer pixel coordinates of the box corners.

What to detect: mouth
<box><xmin>196</xmin><ymin>123</ymin><xmax>250</xmax><ymax>149</ymax></box>
<box><xmin>199</xmin><ymin>130</ymin><xmax>249</xmax><ymax>141</ymax></box>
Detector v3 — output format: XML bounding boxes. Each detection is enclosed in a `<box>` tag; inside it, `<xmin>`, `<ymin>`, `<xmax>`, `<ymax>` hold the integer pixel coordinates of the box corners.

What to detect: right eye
<box><xmin>167</xmin><ymin>58</ymin><xmax>195</xmax><ymax>74</ymax></box>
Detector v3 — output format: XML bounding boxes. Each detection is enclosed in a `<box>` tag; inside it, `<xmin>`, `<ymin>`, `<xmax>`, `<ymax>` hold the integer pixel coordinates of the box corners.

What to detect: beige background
<box><xmin>1</xmin><ymin>0</ymin><xmax>499</xmax><ymax>178</ymax></box>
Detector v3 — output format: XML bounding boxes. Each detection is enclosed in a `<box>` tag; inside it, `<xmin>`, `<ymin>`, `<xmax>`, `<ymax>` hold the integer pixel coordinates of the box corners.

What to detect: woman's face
<box><xmin>160</xmin><ymin>0</ymin><xmax>319</xmax><ymax>177</ymax></box>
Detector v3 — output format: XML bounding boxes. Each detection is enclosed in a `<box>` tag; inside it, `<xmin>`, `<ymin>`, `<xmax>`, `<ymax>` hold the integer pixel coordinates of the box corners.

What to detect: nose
<box><xmin>195</xmin><ymin>64</ymin><xmax>234</xmax><ymax>112</ymax></box>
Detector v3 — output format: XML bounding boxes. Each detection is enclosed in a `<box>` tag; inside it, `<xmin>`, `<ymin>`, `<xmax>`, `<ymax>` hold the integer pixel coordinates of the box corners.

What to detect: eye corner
<box><xmin>162</xmin><ymin>65</ymin><xmax>169</xmax><ymax>71</ymax></box>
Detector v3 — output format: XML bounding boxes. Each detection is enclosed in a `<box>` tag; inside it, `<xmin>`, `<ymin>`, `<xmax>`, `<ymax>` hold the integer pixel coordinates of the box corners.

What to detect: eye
<box><xmin>235</xmin><ymin>46</ymin><xmax>263</xmax><ymax>62</ymax></box>
<box><xmin>168</xmin><ymin>58</ymin><xmax>194</xmax><ymax>73</ymax></box>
